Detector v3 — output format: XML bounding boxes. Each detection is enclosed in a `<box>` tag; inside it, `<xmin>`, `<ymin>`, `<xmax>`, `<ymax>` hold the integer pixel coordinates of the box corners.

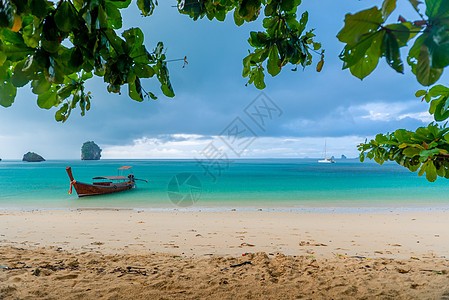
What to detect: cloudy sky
<box><xmin>0</xmin><ymin>0</ymin><xmax>441</xmax><ymax>160</ymax></box>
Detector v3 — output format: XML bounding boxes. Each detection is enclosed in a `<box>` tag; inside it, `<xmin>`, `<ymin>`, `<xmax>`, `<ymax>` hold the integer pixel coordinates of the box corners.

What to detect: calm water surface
<box><xmin>0</xmin><ymin>159</ymin><xmax>448</xmax><ymax>210</ymax></box>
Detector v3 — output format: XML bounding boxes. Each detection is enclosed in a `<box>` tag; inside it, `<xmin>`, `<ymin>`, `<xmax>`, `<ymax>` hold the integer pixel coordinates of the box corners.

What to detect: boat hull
<box><xmin>66</xmin><ymin>167</ymin><xmax>136</xmax><ymax>197</ymax></box>
<box><xmin>72</xmin><ymin>181</ymin><xmax>135</xmax><ymax>197</ymax></box>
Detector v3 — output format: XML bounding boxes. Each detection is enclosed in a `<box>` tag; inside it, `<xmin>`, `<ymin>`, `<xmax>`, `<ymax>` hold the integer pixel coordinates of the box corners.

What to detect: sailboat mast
<box><xmin>324</xmin><ymin>140</ymin><xmax>327</xmax><ymax>158</ymax></box>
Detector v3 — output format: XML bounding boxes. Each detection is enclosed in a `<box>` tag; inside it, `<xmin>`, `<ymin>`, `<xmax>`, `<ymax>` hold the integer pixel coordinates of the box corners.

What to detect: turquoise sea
<box><xmin>0</xmin><ymin>159</ymin><xmax>449</xmax><ymax>211</ymax></box>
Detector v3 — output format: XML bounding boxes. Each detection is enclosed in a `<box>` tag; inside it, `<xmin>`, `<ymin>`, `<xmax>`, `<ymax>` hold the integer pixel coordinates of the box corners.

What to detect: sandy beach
<box><xmin>1</xmin><ymin>209</ymin><xmax>449</xmax><ymax>299</ymax></box>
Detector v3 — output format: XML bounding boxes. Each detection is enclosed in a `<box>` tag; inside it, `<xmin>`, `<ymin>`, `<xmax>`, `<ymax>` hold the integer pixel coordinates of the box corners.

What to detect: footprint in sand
<box><xmin>239</xmin><ymin>242</ymin><xmax>255</xmax><ymax>248</ymax></box>
<box><xmin>55</xmin><ymin>274</ymin><xmax>79</xmax><ymax>280</ymax></box>
<box><xmin>299</xmin><ymin>241</ymin><xmax>327</xmax><ymax>247</ymax></box>
<box><xmin>163</xmin><ymin>243</ymin><xmax>179</xmax><ymax>248</ymax></box>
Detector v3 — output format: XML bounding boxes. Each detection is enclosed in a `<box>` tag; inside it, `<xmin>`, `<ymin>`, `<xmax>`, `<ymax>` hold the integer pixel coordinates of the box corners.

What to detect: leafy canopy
<box><xmin>0</xmin><ymin>0</ymin><xmax>321</xmax><ymax>122</ymax></box>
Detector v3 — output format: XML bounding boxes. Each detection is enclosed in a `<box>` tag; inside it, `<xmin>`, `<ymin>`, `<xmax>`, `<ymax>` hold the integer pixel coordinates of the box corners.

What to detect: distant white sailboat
<box><xmin>318</xmin><ymin>140</ymin><xmax>335</xmax><ymax>163</ymax></box>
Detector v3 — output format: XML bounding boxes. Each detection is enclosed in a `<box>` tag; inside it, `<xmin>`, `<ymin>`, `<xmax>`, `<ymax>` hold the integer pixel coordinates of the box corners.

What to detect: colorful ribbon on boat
<box><xmin>69</xmin><ymin>180</ymin><xmax>76</xmax><ymax>194</ymax></box>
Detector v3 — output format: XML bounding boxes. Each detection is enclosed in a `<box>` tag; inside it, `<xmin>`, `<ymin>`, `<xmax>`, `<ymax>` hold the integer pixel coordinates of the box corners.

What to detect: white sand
<box><xmin>1</xmin><ymin>210</ymin><xmax>448</xmax><ymax>259</ymax></box>
<box><xmin>2</xmin><ymin>210</ymin><xmax>449</xmax><ymax>299</ymax></box>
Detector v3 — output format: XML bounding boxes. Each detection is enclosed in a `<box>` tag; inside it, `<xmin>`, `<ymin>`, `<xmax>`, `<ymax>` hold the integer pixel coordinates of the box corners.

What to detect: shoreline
<box><xmin>1</xmin><ymin>204</ymin><xmax>449</xmax><ymax>214</ymax></box>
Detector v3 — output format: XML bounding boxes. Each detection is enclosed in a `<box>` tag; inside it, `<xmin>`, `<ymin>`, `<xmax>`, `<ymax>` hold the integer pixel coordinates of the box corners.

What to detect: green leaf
<box><xmin>137</xmin><ymin>0</ymin><xmax>156</xmax><ymax>16</ymax></box>
<box><xmin>108</xmin><ymin>0</ymin><xmax>132</xmax><ymax>9</ymax></box>
<box><xmin>130</xmin><ymin>45</ymin><xmax>150</xmax><ymax>63</ymax></box>
<box><xmin>254</xmin><ymin>67</ymin><xmax>266</xmax><ymax>89</ymax></box>
<box><xmin>155</xmin><ymin>59</ymin><xmax>174</xmax><ymax>97</ymax></box>
<box><xmin>425</xmin><ymin>160</ymin><xmax>437</xmax><ymax>182</ymax></box>
<box><xmin>0</xmin><ymin>51</ymin><xmax>6</xmax><ymax>66</ymax></box>
<box><xmin>264</xmin><ymin>1</ymin><xmax>276</xmax><ymax>16</ymax></box>
<box><xmin>178</xmin><ymin>0</ymin><xmax>203</xmax><ymax>20</ymax></box>
<box><xmin>359</xmin><ymin>152</ymin><xmax>365</xmax><ymax>162</ymax></box>
<box><xmin>375</xmin><ymin>134</ymin><xmax>389</xmax><ymax>144</ymax></box>
<box><xmin>42</xmin><ymin>15</ymin><xmax>61</xmax><ymax>53</ymax></box>
<box><xmin>22</xmin><ymin>22</ymin><xmax>40</xmax><ymax>48</ymax></box>
<box><xmin>381</xmin><ymin>0</ymin><xmax>397</xmax><ymax>20</ymax></box>
<box><xmin>238</xmin><ymin>0</ymin><xmax>261</xmax><ymax>22</ymax></box>
<box><xmin>409</xmin><ymin>35</ymin><xmax>444</xmax><ymax>86</ymax></box>
<box><xmin>418</xmin><ymin>161</ymin><xmax>427</xmax><ymax>176</ymax></box>
<box><xmin>383</xmin><ymin>31</ymin><xmax>404</xmax><ymax>73</ymax></box>
<box><xmin>281</xmin><ymin>0</ymin><xmax>301</xmax><ymax>13</ymax></box>
<box><xmin>425</xmin><ymin>0</ymin><xmax>449</xmax><ymax>19</ymax></box>
<box><xmin>0</xmin><ymin>81</ymin><xmax>17</xmax><ymax>107</ymax></box>
<box><xmin>420</xmin><ymin>148</ymin><xmax>440</xmax><ymax>158</ymax></box>
<box><xmin>384</xmin><ymin>24</ymin><xmax>411</xmax><ymax>47</ymax></box>
<box><xmin>248</xmin><ymin>31</ymin><xmax>268</xmax><ymax>48</ymax></box>
<box><xmin>104</xmin><ymin>2</ymin><xmax>122</xmax><ymax>29</ymax></box>
<box><xmin>267</xmin><ymin>45</ymin><xmax>281</xmax><ymax>76</ymax></box>
<box><xmin>348</xmin><ymin>32</ymin><xmax>383</xmax><ymax>79</ymax></box>
<box><xmin>234</xmin><ymin>8</ymin><xmax>244</xmax><ymax>26</ymax></box>
<box><xmin>30</xmin><ymin>0</ymin><xmax>50</xmax><ymax>18</ymax></box>
<box><xmin>416</xmin><ymin>45</ymin><xmax>444</xmax><ymax>86</ymax></box>
<box><xmin>415</xmin><ymin>89</ymin><xmax>426</xmax><ymax>97</ymax></box>
<box><xmin>104</xmin><ymin>29</ymin><xmax>125</xmax><ymax>55</ymax></box>
<box><xmin>425</xmin><ymin>27</ymin><xmax>449</xmax><ymax>69</ymax></box>
<box><xmin>403</xmin><ymin>147</ymin><xmax>420</xmax><ymax>158</ymax></box>
<box><xmin>161</xmin><ymin>83</ymin><xmax>175</xmax><ymax>97</ymax></box>
<box><xmin>122</xmin><ymin>27</ymin><xmax>144</xmax><ymax>50</ymax></box>
<box><xmin>55</xmin><ymin>103</ymin><xmax>69</xmax><ymax>122</ymax></box>
<box><xmin>436</xmin><ymin>165</ymin><xmax>446</xmax><ymax>177</ymax></box>
<box><xmin>128</xmin><ymin>74</ymin><xmax>144</xmax><ymax>102</ymax></box>
<box><xmin>0</xmin><ymin>28</ymin><xmax>25</xmax><ymax>45</ymax></box>
<box><xmin>31</xmin><ymin>75</ymin><xmax>51</xmax><ymax>95</ymax></box>
<box><xmin>54</xmin><ymin>1</ymin><xmax>77</xmax><ymax>32</ymax></box>
<box><xmin>0</xmin><ymin>0</ymin><xmax>14</xmax><ymax>28</ymax></box>
<box><xmin>340</xmin><ymin>32</ymin><xmax>378</xmax><ymax>69</ymax></box>
<box><xmin>58</xmin><ymin>85</ymin><xmax>76</xmax><ymax>99</ymax></box>
<box><xmin>2</xmin><ymin>44</ymin><xmax>34</xmax><ymax>61</ymax></box>
<box><xmin>428</xmin><ymin>85</ymin><xmax>449</xmax><ymax>98</ymax></box>
<box><xmin>133</xmin><ymin>63</ymin><xmax>154</xmax><ymax>78</ymax></box>
<box><xmin>11</xmin><ymin>60</ymin><xmax>33</xmax><ymax>87</ymax></box>
<box><xmin>337</xmin><ymin>7</ymin><xmax>383</xmax><ymax>44</ymax></box>
<box><xmin>433</xmin><ymin>96</ymin><xmax>449</xmax><ymax>121</ymax></box>
<box><xmin>37</xmin><ymin>88</ymin><xmax>60</xmax><ymax>109</ymax></box>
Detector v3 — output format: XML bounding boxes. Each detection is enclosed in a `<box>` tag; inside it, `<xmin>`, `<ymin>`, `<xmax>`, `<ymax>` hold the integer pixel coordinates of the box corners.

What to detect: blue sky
<box><xmin>0</xmin><ymin>0</ymin><xmax>441</xmax><ymax>159</ymax></box>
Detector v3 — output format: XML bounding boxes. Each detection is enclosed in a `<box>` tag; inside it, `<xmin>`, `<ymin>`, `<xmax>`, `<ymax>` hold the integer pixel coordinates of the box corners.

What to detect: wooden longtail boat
<box><xmin>66</xmin><ymin>166</ymin><xmax>146</xmax><ymax>197</ymax></box>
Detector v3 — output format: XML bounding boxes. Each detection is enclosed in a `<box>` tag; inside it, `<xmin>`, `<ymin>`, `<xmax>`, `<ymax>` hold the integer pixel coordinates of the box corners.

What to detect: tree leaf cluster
<box><xmin>177</xmin><ymin>0</ymin><xmax>322</xmax><ymax>89</ymax></box>
<box><xmin>0</xmin><ymin>0</ymin><xmax>169</xmax><ymax>122</ymax></box>
<box><xmin>358</xmin><ymin>123</ymin><xmax>449</xmax><ymax>182</ymax></box>
<box><xmin>1</xmin><ymin>0</ymin><xmax>323</xmax><ymax>120</ymax></box>
<box><xmin>338</xmin><ymin>0</ymin><xmax>449</xmax><ymax>86</ymax></box>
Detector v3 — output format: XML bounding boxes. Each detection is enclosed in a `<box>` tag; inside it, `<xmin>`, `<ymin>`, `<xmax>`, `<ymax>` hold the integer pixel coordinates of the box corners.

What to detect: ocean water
<box><xmin>0</xmin><ymin>159</ymin><xmax>449</xmax><ymax>211</ymax></box>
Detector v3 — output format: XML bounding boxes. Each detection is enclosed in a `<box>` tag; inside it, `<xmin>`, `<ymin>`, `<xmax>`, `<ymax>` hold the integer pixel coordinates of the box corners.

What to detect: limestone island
<box><xmin>81</xmin><ymin>141</ymin><xmax>102</xmax><ymax>160</ymax></box>
<box><xmin>23</xmin><ymin>152</ymin><xmax>45</xmax><ymax>162</ymax></box>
